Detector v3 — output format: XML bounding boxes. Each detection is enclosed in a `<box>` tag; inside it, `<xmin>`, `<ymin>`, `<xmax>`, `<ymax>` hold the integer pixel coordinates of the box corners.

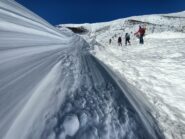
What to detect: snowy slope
<box><xmin>168</xmin><ymin>11</ymin><xmax>185</xmax><ymax>17</ymax></box>
<box><xmin>95</xmin><ymin>34</ymin><xmax>185</xmax><ymax>139</ymax></box>
<box><xmin>0</xmin><ymin>0</ymin><xmax>166</xmax><ymax>139</ymax></box>
<box><xmin>58</xmin><ymin>11</ymin><xmax>185</xmax><ymax>46</ymax></box>
<box><xmin>57</xmin><ymin>11</ymin><xmax>185</xmax><ymax>139</ymax></box>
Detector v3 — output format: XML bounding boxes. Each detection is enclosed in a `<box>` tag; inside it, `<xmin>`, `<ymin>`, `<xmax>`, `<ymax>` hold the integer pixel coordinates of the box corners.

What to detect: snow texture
<box><xmin>58</xmin><ymin>12</ymin><xmax>185</xmax><ymax>139</ymax></box>
<box><xmin>0</xmin><ymin>0</ymin><xmax>184</xmax><ymax>139</ymax></box>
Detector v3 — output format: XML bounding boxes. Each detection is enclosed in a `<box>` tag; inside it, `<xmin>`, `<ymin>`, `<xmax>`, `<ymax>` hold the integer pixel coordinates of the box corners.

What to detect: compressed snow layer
<box><xmin>4</xmin><ymin>61</ymin><xmax>62</xmax><ymax>139</ymax></box>
<box><xmin>0</xmin><ymin>0</ymin><xmax>68</xmax><ymax>49</ymax></box>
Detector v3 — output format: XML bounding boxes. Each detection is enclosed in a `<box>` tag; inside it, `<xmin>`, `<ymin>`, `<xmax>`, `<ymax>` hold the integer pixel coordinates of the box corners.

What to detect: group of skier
<box><xmin>109</xmin><ymin>26</ymin><xmax>146</xmax><ymax>46</ymax></box>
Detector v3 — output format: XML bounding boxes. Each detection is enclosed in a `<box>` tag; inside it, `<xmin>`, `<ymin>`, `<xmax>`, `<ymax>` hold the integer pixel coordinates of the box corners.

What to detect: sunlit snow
<box><xmin>0</xmin><ymin>0</ymin><xmax>185</xmax><ymax>139</ymax></box>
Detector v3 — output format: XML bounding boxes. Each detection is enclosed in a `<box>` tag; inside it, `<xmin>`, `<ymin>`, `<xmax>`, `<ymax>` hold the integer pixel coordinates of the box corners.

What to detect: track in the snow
<box><xmin>39</xmin><ymin>44</ymin><xmax>165</xmax><ymax>139</ymax></box>
<box><xmin>0</xmin><ymin>37</ymin><xmax>165</xmax><ymax>139</ymax></box>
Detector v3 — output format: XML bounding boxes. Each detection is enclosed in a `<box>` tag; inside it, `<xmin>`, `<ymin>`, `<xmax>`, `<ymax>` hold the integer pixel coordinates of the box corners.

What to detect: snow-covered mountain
<box><xmin>57</xmin><ymin>12</ymin><xmax>185</xmax><ymax>139</ymax></box>
<box><xmin>58</xmin><ymin>11</ymin><xmax>185</xmax><ymax>46</ymax></box>
<box><xmin>0</xmin><ymin>0</ymin><xmax>185</xmax><ymax>139</ymax></box>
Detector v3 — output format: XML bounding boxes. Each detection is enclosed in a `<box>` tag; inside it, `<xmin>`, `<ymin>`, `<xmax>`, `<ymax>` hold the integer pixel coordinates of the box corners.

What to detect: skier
<box><xmin>118</xmin><ymin>37</ymin><xmax>122</xmax><ymax>46</ymax></box>
<box><xmin>125</xmin><ymin>33</ymin><xmax>131</xmax><ymax>46</ymax></box>
<box><xmin>134</xmin><ymin>26</ymin><xmax>146</xmax><ymax>44</ymax></box>
<box><xmin>109</xmin><ymin>38</ymin><xmax>112</xmax><ymax>45</ymax></box>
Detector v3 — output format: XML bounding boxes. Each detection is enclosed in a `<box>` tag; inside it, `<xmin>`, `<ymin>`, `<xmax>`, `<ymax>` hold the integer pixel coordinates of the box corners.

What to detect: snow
<box><xmin>94</xmin><ymin>38</ymin><xmax>185</xmax><ymax>139</ymax></box>
<box><xmin>58</xmin><ymin>10</ymin><xmax>185</xmax><ymax>139</ymax></box>
<box><xmin>60</xmin><ymin>114</ymin><xmax>80</xmax><ymax>138</ymax></box>
<box><xmin>167</xmin><ymin>11</ymin><xmax>185</xmax><ymax>17</ymax></box>
<box><xmin>4</xmin><ymin>61</ymin><xmax>62</xmax><ymax>139</ymax></box>
<box><xmin>89</xmin><ymin>29</ymin><xmax>185</xmax><ymax>139</ymax></box>
<box><xmin>0</xmin><ymin>0</ymin><xmax>76</xmax><ymax>138</ymax></box>
<box><xmin>1</xmin><ymin>0</ymin><xmax>185</xmax><ymax>139</ymax></box>
<box><xmin>146</xmin><ymin>32</ymin><xmax>185</xmax><ymax>39</ymax></box>
<box><xmin>1</xmin><ymin>1</ymin><xmax>164</xmax><ymax>139</ymax></box>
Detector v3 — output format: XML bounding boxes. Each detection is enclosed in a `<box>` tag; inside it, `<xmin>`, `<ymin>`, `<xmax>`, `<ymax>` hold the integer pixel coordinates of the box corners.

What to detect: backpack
<box><xmin>140</xmin><ymin>28</ymin><xmax>145</xmax><ymax>36</ymax></box>
<box><xmin>126</xmin><ymin>33</ymin><xmax>130</xmax><ymax>39</ymax></box>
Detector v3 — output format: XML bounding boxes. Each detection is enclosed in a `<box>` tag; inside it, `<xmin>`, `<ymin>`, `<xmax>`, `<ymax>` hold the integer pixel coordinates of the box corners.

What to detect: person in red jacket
<box><xmin>134</xmin><ymin>26</ymin><xmax>146</xmax><ymax>44</ymax></box>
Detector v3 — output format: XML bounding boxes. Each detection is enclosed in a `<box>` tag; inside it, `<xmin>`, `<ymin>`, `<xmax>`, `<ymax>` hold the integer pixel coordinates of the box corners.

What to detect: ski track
<box><xmin>39</xmin><ymin>44</ymin><xmax>164</xmax><ymax>139</ymax></box>
<box><xmin>1</xmin><ymin>37</ymin><xmax>164</xmax><ymax>139</ymax></box>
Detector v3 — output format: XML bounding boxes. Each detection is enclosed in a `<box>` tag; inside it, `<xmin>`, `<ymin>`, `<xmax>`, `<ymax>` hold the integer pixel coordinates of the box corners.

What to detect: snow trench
<box><xmin>38</xmin><ymin>46</ymin><xmax>165</xmax><ymax>139</ymax></box>
<box><xmin>1</xmin><ymin>35</ymin><xmax>165</xmax><ymax>139</ymax></box>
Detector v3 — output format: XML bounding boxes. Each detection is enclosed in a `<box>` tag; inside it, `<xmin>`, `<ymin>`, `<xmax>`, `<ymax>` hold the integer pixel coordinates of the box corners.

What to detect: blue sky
<box><xmin>16</xmin><ymin>0</ymin><xmax>185</xmax><ymax>25</ymax></box>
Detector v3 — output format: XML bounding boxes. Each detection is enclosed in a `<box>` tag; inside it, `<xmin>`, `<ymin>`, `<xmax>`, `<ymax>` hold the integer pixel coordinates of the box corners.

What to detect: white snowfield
<box><xmin>58</xmin><ymin>12</ymin><xmax>185</xmax><ymax>139</ymax></box>
<box><xmin>94</xmin><ymin>36</ymin><xmax>185</xmax><ymax>139</ymax></box>
<box><xmin>0</xmin><ymin>0</ymin><xmax>184</xmax><ymax>139</ymax></box>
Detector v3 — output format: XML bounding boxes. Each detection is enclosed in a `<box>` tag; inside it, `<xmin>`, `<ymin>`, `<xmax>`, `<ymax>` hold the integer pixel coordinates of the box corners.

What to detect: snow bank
<box><xmin>0</xmin><ymin>0</ymin><xmax>76</xmax><ymax>138</ymax></box>
<box><xmin>4</xmin><ymin>62</ymin><xmax>62</xmax><ymax>139</ymax></box>
<box><xmin>0</xmin><ymin>0</ymin><xmax>69</xmax><ymax>49</ymax></box>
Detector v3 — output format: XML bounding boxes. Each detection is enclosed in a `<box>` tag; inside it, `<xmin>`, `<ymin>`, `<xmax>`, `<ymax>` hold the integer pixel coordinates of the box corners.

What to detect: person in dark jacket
<box><xmin>134</xmin><ymin>26</ymin><xmax>146</xmax><ymax>44</ymax></box>
<box><xmin>118</xmin><ymin>37</ymin><xmax>122</xmax><ymax>46</ymax></box>
<box><xmin>125</xmin><ymin>33</ymin><xmax>131</xmax><ymax>46</ymax></box>
<box><xmin>109</xmin><ymin>38</ymin><xmax>112</xmax><ymax>45</ymax></box>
